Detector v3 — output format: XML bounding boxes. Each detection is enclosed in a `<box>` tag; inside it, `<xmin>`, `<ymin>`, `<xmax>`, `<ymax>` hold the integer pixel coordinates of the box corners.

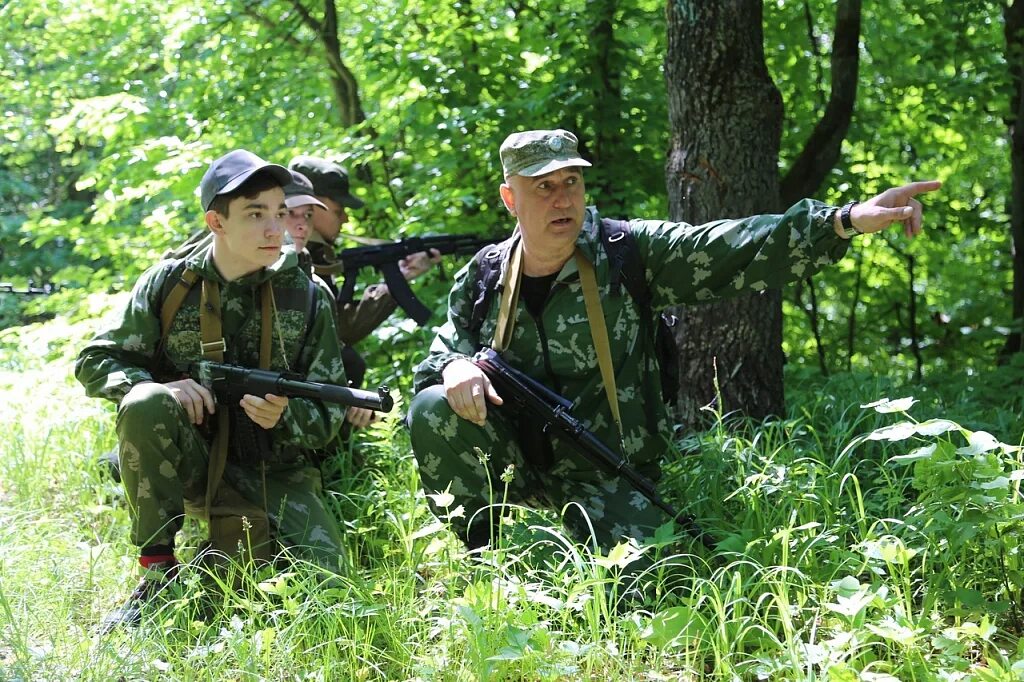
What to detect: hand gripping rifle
<box><xmin>190</xmin><ymin>361</ymin><xmax>395</xmax><ymax>461</ymax></box>
<box><xmin>316</xmin><ymin>234</ymin><xmax>503</xmax><ymax>326</ymax></box>
<box><xmin>472</xmin><ymin>348</ymin><xmax>715</xmax><ymax>550</ymax></box>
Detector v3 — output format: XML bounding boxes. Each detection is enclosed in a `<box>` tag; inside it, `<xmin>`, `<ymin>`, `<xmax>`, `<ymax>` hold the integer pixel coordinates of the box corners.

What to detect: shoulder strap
<box><xmin>468</xmin><ymin>237</ymin><xmax>514</xmax><ymax>338</ymax></box>
<box><xmin>576</xmin><ymin>249</ymin><xmax>623</xmax><ymax>440</ymax></box>
<box><xmin>599</xmin><ymin>217</ymin><xmax>651</xmax><ymax>310</ymax></box>
<box><xmin>155</xmin><ymin>265</ymin><xmax>201</xmax><ymax>361</ymax></box>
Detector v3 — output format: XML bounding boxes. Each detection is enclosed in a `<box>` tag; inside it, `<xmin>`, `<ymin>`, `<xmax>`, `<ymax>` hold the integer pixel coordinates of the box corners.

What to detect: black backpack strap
<box><xmin>295</xmin><ymin>277</ymin><xmax>318</xmax><ymax>368</ymax></box>
<box><xmin>468</xmin><ymin>237</ymin><xmax>515</xmax><ymax>338</ymax></box>
<box><xmin>599</xmin><ymin>218</ymin><xmax>651</xmax><ymax>310</ymax></box>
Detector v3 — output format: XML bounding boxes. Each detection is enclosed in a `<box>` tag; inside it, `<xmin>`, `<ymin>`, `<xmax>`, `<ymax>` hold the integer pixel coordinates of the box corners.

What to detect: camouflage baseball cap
<box><xmin>199</xmin><ymin>149</ymin><xmax>291</xmax><ymax>211</ymax></box>
<box><xmin>288</xmin><ymin>155</ymin><xmax>365</xmax><ymax>209</ymax></box>
<box><xmin>499</xmin><ymin>129</ymin><xmax>592</xmax><ymax>178</ymax></box>
<box><xmin>283</xmin><ymin>170</ymin><xmax>327</xmax><ymax>210</ymax></box>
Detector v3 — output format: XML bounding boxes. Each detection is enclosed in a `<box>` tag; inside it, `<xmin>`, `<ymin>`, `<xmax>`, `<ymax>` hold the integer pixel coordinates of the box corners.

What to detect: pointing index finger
<box><xmin>901</xmin><ymin>180</ymin><xmax>942</xmax><ymax>197</ymax></box>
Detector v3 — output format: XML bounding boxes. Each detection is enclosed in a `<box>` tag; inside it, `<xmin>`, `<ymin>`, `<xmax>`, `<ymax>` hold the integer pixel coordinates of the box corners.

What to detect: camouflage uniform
<box><xmin>305</xmin><ymin>235</ymin><xmax>398</xmax><ymax>347</ymax></box>
<box><xmin>75</xmin><ymin>246</ymin><xmax>348</xmax><ymax>569</ymax></box>
<box><xmin>410</xmin><ymin>201</ymin><xmax>849</xmax><ymax>549</ymax></box>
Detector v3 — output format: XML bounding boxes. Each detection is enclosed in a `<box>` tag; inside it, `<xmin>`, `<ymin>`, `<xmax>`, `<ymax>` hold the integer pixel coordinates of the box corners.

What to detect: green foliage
<box><xmin>3</xmin><ymin>313</ymin><xmax>1024</xmax><ymax>679</ymax></box>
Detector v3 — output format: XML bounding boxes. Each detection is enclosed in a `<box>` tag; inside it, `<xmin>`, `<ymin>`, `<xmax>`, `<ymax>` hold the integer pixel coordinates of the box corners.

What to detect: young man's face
<box><xmin>499</xmin><ymin>167</ymin><xmax>587</xmax><ymax>255</ymax></box>
<box><xmin>206</xmin><ymin>186</ymin><xmax>286</xmax><ymax>280</ymax></box>
<box><xmin>310</xmin><ymin>196</ymin><xmax>347</xmax><ymax>242</ymax></box>
<box><xmin>284</xmin><ymin>205</ymin><xmax>314</xmax><ymax>252</ymax></box>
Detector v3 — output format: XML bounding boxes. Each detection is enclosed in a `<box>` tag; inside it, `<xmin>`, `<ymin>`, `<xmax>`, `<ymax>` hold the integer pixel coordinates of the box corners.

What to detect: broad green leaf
<box><xmin>956</xmin><ymin>431</ymin><xmax>1001</xmax><ymax>456</ymax></box>
<box><xmin>861</xmin><ymin>396</ymin><xmax>917</xmax><ymax>413</ymax></box>
<box><xmin>888</xmin><ymin>443</ymin><xmax>936</xmax><ymax>465</ymax></box>
<box><xmin>640</xmin><ymin>606</ymin><xmax>709</xmax><ymax>649</ymax></box>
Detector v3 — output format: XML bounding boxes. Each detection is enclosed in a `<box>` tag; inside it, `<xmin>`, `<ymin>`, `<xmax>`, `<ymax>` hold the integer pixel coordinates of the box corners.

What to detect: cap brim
<box><xmin>215</xmin><ymin>163</ymin><xmax>293</xmax><ymax>202</ymax></box>
<box><xmin>285</xmin><ymin>194</ymin><xmax>328</xmax><ymax>210</ymax></box>
<box><xmin>326</xmin><ymin>191</ymin><xmax>364</xmax><ymax>209</ymax></box>
<box><xmin>515</xmin><ymin>157</ymin><xmax>592</xmax><ymax>178</ymax></box>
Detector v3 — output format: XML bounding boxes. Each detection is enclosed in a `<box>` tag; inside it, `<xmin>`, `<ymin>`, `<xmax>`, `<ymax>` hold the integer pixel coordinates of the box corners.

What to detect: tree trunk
<box><xmin>664</xmin><ymin>0</ymin><xmax>786</xmax><ymax>423</ymax></box>
<box><xmin>1004</xmin><ymin>0</ymin><xmax>1024</xmax><ymax>356</ymax></box>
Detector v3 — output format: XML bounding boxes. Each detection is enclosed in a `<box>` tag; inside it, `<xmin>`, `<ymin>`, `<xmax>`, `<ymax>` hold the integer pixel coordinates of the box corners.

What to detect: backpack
<box><xmin>468</xmin><ymin>218</ymin><xmax>679</xmax><ymax>405</ymax></box>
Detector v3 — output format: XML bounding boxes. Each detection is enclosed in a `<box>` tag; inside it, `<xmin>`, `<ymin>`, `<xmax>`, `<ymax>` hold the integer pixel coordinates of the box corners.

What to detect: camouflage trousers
<box><xmin>115</xmin><ymin>383</ymin><xmax>345</xmax><ymax>570</ymax></box>
<box><xmin>408</xmin><ymin>385</ymin><xmax>670</xmax><ymax>550</ymax></box>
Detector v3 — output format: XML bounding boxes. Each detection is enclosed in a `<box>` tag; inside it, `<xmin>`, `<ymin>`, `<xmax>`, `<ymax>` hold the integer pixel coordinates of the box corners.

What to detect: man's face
<box><xmin>500</xmin><ymin>167</ymin><xmax>586</xmax><ymax>253</ymax></box>
<box><xmin>206</xmin><ymin>186</ymin><xmax>286</xmax><ymax>280</ymax></box>
<box><xmin>310</xmin><ymin>196</ymin><xmax>347</xmax><ymax>242</ymax></box>
<box><xmin>284</xmin><ymin>205</ymin><xmax>314</xmax><ymax>252</ymax></box>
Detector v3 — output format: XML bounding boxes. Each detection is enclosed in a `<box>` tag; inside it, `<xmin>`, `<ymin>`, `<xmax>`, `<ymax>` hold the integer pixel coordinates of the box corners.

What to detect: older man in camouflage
<box><xmin>76</xmin><ymin>149</ymin><xmax>349</xmax><ymax>630</ymax></box>
<box><xmin>408</xmin><ymin>129</ymin><xmax>941</xmax><ymax>552</ymax></box>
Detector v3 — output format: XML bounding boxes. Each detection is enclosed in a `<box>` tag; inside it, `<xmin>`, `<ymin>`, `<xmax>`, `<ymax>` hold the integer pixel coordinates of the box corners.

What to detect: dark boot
<box><xmin>95</xmin><ymin>447</ymin><xmax>121</xmax><ymax>483</ymax></box>
<box><xmin>99</xmin><ymin>561</ymin><xmax>178</xmax><ymax>634</ymax></box>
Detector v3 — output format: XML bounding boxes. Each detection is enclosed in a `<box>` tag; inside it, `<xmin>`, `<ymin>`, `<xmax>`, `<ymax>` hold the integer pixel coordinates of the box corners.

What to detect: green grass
<box><xmin>2</xmin><ymin>310</ymin><xmax>1023</xmax><ymax>681</ymax></box>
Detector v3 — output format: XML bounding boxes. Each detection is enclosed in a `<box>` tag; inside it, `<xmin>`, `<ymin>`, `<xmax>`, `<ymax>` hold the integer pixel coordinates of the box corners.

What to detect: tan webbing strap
<box><xmin>160</xmin><ymin>268</ymin><xmax>201</xmax><ymax>340</ymax></box>
<box><xmin>199</xmin><ymin>280</ymin><xmax>226</xmax><ymax>362</ymax></box>
<box><xmin>576</xmin><ymin>248</ymin><xmax>624</xmax><ymax>440</ymax></box>
<box><xmin>491</xmin><ymin>239</ymin><xmax>524</xmax><ymax>353</ymax></box>
<box><xmin>259</xmin><ymin>282</ymin><xmax>273</xmax><ymax>370</ymax></box>
<box><xmin>199</xmin><ymin>279</ymin><xmax>228</xmax><ymax>517</ymax></box>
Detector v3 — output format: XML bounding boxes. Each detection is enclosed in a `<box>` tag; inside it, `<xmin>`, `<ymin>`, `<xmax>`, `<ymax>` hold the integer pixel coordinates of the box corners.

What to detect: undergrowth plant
<box><xmin>2</xmin><ymin>311</ymin><xmax>1023</xmax><ymax>680</ymax></box>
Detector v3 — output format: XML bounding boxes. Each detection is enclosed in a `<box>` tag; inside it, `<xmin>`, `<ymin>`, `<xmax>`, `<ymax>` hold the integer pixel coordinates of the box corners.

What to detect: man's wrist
<box><xmin>833</xmin><ymin>200</ymin><xmax>861</xmax><ymax>240</ymax></box>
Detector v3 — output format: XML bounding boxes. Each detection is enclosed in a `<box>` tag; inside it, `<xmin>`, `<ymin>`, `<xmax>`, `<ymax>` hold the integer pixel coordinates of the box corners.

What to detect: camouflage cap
<box><xmin>283</xmin><ymin>170</ymin><xmax>328</xmax><ymax>210</ymax></box>
<box><xmin>288</xmin><ymin>155</ymin><xmax>365</xmax><ymax>209</ymax></box>
<box><xmin>199</xmin><ymin>149</ymin><xmax>291</xmax><ymax>211</ymax></box>
<box><xmin>499</xmin><ymin>129</ymin><xmax>592</xmax><ymax>178</ymax></box>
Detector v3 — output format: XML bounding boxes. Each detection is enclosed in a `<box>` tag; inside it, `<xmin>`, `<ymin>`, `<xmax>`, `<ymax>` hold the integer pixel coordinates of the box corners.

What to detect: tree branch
<box><xmin>780</xmin><ymin>0</ymin><xmax>861</xmax><ymax>205</ymax></box>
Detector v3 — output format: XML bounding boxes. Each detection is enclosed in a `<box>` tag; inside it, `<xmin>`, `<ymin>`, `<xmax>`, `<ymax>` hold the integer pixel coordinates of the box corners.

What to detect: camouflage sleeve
<box><xmin>74</xmin><ymin>262</ymin><xmax>171</xmax><ymax>402</ymax></box>
<box><xmin>335</xmin><ymin>283</ymin><xmax>398</xmax><ymax>345</ymax></box>
<box><xmin>633</xmin><ymin>199</ymin><xmax>849</xmax><ymax>309</ymax></box>
<box><xmin>272</xmin><ymin>284</ymin><xmax>347</xmax><ymax>449</ymax></box>
<box><xmin>412</xmin><ymin>259</ymin><xmax>480</xmax><ymax>393</ymax></box>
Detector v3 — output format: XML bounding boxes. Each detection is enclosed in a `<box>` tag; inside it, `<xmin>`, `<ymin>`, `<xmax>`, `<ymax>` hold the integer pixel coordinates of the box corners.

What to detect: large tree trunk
<box><xmin>664</xmin><ymin>0</ymin><xmax>786</xmax><ymax>423</ymax></box>
<box><xmin>1004</xmin><ymin>0</ymin><xmax>1024</xmax><ymax>356</ymax></box>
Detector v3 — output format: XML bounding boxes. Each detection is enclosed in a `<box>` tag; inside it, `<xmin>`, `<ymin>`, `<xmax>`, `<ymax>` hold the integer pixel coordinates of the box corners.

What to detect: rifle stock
<box><xmin>322</xmin><ymin>233</ymin><xmax>502</xmax><ymax>325</ymax></box>
<box><xmin>472</xmin><ymin>348</ymin><xmax>715</xmax><ymax>550</ymax></box>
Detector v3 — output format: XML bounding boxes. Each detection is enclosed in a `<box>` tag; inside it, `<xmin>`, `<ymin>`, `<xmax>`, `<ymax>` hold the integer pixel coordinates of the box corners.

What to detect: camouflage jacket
<box><xmin>75</xmin><ymin>245</ymin><xmax>347</xmax><ymax>460</ymax></box>
<box><xmin>305</xmin><ymin>239</ymin><xmax>398</xmax><ymax>346</ymax></box>
<box><xmin>413</xmin><ymin>200</ymin><xmax>849</xmax><ymax>470</ymax></box>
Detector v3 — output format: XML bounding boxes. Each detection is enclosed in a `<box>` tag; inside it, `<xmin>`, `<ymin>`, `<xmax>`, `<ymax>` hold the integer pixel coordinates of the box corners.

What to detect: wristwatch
<box><xmin>838</xmin><ymin>200</ymin><xmax>861</xmax><ymax>239</ymax></box>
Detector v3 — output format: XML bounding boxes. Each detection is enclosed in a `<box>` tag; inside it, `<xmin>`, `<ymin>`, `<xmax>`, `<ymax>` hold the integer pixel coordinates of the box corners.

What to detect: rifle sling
<box><xmin>491</xmin><ymin>238</ymin><xmax>523</xmax><ymax>353</ymax></box>
<box><xmin>576</xmin><ymin>248</ymin><xmax>624</xmax><ymax>442</ymax></box>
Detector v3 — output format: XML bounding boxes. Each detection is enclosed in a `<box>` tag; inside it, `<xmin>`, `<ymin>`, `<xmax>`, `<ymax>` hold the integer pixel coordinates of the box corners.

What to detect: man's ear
<box><xmin>205</xmin><ymin>210</ymin><xmax>225</xmax><ymax>235</ymax></box>
<box><xmin>499</xmin><ymin>183</ymin><xmax>516</xmax><ymax>216</ymax></box>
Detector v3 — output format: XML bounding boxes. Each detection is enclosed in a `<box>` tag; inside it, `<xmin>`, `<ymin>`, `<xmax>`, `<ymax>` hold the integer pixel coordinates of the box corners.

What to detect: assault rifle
<box><xmin>472</xmin><ymin>348</ymin><xmax>716</xmax><ymax>550</ymax></box>
<box><xmin>191</xmin><ymin>360</ymin><xmax>394</xmax><ymax>413</ymax></box>
<box><xmin>190</xmin><ymin>361</ymin><xmax>394</xmax><ymax>462</ymax></box>
<box><xmin>0</xmin><ymin>282</ymin><xmax>60</xmax><ymax>296</ymax></box>
<box><xmin>317</xmin><ymin>234</ymin><xmax>503</xmax><ymax>325</ymax></box>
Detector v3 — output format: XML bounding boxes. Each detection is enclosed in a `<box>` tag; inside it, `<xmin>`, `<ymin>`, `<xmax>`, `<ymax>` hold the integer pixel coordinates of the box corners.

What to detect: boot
<box><xmin>99</xmin><ymin>560</ymin><xmax>178</xmax><ymax>634</ymax></box>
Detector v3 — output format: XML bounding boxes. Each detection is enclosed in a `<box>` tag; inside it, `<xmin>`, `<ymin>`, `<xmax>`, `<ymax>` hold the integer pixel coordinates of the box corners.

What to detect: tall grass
<box><xmin>2</xmin><ymin>311</ymin><xmax>1023</xmax><ymax>680</ymax></box>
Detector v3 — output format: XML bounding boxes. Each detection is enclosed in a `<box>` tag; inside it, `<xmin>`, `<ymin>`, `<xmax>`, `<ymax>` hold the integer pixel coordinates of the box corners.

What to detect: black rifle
<box><xmin>0</xmin><ymin>282</ymin><xmax>60</xmax><ymax>296</ymax></box>
<box><xmin>318</xmin><ymin>234</ymin><xmax>503</xmax><ymax>325</ymax></box>
<box><xmin>191</xmin><ymin>361</ymin><xmax>394</xmax><ymax>413</ymax></box>
<box><xmin>190</xmin><ymin>361</ymin><xmax>395</xmax><ymax>462</ymax></box>
<box><xmin>473</xmin><ymin>348</ymin><xmax>715</xmax><ymax>550</ymax></box>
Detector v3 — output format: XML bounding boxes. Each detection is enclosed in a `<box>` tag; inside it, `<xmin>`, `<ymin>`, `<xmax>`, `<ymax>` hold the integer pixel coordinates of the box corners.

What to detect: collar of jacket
<box><xmin>496</xmin><ymin>206</ymin><xmax>603</xmax><ymax>285</ymax></box>
<box><xmin>185</xmin><ymin>242</ymin><xmax>300</xmax><ymax>287</ymax></box>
